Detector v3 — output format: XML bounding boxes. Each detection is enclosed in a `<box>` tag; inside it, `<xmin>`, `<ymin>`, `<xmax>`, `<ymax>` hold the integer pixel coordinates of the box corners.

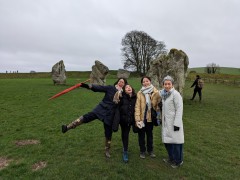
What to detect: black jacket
<box><xmin>91</xmin><ymin>84</ymin><xmax>118</xmax><ymax>126</ymax></box>
<box><xmin>112</xmin><ymin>92</ymin><xmax>137</xmax><ymax>132</ymax></box>
<box><xmin>191</xmin><ymin>77</ymin><xmax>201</xmax><ymax>90</ymax></box>
<box><xmin>119</xmin><ymin>92</ymin><xmax>137</xmax><ymax>126</ymax></box>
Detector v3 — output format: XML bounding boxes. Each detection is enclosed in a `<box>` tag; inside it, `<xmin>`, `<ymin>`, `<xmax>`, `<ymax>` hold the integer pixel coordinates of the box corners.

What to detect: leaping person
<box><xmin>61</xmin><ymin>78</ymin><xmax>128</xmax><ymax>158</ymax></box>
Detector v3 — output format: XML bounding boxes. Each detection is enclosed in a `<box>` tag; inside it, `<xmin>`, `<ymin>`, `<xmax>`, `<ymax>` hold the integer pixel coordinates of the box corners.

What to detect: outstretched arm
<box><xmin>190</xmin><ymin>79</ymin><xmax>197</xmax><ymax>88</ymax></box>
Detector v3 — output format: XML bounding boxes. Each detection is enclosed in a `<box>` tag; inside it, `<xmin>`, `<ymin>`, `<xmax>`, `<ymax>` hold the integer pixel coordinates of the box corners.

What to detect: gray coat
<box><xmin>161</xmin><ymin>88</ymin><xmax>184</xmax><ymax>144</ymax></box>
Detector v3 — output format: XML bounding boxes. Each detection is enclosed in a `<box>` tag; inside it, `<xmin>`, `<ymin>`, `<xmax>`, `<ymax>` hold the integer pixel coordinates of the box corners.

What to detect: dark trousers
<box><xmin>191</xmin><ymin>88</ymin><xmax>202</xmax><ymax>100</ymax></box>
<box><xmin>83</xmin><ymin>112</ymin><xmax>112</xmax><ymax>140</ymax></box>
<box><xmin>104</xmin><ymin>123</ymin><xmax>112</xmax><ymax>140</ymax></box>
<box><xmin>138</xmin><ymin>122</ymin><xmax>153</xmax><ymax>153</ymax></box>
<box><xmin>120</xmin><ymin>123</ymin><xmax>131</xmax><ymax>151</ymax></box>
<box><xmin>164</xmin><ymin>143</ymin><xmax>183</xmax><ymax>165</ymax></box>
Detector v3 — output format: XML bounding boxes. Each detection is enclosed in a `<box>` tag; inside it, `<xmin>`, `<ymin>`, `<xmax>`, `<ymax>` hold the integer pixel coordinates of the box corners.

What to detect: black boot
<box><xmin>62</xmin><ymin>116</ymin><xmax>84</xmax><ymax>133</ymax></box>
<box><xmin>62</xmin><ymin>125</ymin><xmax>68</xmax><ymax>133</ymax></box>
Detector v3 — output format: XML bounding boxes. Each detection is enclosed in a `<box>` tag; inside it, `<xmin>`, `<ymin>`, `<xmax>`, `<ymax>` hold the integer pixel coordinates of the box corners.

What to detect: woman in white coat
<box><xmin>160</xmin><ymin>75</ymin><xmax>184</xmax><ymax>168</ymax></box>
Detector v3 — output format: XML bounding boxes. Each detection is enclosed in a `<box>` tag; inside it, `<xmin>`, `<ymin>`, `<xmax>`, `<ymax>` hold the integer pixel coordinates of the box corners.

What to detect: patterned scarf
<box><xmin>161</xmin><ymin>88</ymin><xmax>174</xmax><ymax>100</ymax></box>
<box><xmin>113</xmin><ymin>85</ymin><xmax>123</xmax><ymax>104</ymax></box>
<box><xmin>140</xmin><ymin>84</ymin><xmax>154</xmax><ymax>110</ymax></box>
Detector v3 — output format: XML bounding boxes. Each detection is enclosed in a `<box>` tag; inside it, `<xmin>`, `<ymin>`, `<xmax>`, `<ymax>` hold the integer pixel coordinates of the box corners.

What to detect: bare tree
<box><xmin>205</xmin><ymin>63</ymin><xmax>220</xmax><ymax>74</ymax></box>
<box><xmin>121</xmin><ymin>30</ymin><xmax>167</xmax><ymax>75</ymax></box>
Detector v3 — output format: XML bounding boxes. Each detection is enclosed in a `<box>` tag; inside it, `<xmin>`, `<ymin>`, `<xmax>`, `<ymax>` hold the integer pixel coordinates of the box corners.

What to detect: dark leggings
<box><xmin>120</xmin><ymin>123</ymin><xmax>131</xmax><ymax>151</ymax></box>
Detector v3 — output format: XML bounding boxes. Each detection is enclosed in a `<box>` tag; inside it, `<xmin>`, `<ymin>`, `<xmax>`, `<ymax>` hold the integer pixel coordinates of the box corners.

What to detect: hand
<box><xmin>136</xmin><ymin>121</ymin><xmax>145</xmax><ymax>129</ymax></box>
<box><xmin>81</xmin><ymin>83</ymin><xmax>89</xmax><ymax>89</ymax></box>
<box><xmin>174</xmin><ymin>126</ymin><xmax>180</xmax><ymax>131</ymax></box>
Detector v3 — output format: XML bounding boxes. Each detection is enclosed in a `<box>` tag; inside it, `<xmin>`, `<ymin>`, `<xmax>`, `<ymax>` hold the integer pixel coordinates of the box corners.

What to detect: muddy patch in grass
<box><xmin>15</xmin><ymin>139</ymin><xmax>40</xmax><ymax>146</ymax></box>
<box><xmin>0</xmin><ymin>157</ymin><xmax>13</xmax><ymax>170</ymax></box>
<box><xmin>32</xmin><ymin>161</ymin><xmax>47</xmax><ymax>171</ymax></box>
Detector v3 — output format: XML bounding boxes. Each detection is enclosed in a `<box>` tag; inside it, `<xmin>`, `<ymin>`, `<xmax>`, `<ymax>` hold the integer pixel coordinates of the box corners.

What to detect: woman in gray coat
<box><xmin>160</xmin><ymin>75</ymin><xmax>184</xmax><ymax>168</ymax></box>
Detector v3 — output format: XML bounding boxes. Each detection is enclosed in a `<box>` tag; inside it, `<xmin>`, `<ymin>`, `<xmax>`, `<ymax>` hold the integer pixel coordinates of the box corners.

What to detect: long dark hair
<box><xmin>123</xmin><ymin>84</ymin><xmax>136</xmax><ymax>96</ymax></box>
<box><xmin>114</xmin><ymin>78</ymin><xmax>128</xmax><ymax>86</ymax></box>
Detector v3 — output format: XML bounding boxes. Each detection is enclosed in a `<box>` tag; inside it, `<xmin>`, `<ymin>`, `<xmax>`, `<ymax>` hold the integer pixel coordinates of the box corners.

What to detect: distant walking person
<box><xmin>190</xmin><ymin>75</ymin><xmax>203</xmax><ymax>101</ymax></box>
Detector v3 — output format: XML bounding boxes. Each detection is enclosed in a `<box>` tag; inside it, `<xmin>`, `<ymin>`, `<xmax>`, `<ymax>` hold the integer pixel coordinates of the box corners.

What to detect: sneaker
<box><xmin>140</xmin><ymin>152</ymin><xmax>146</xmax><ymax>159</ymax></box>
<box><xmin>149</xmin><ymin>152</ymin><xmax>156</xmax><ymax>158</ymax></box>
<box><xmin>171</xmin><ymin>161</ymin><xmax>183</xmax><ymax>168</ymax></box>
<box><xmin>163</xmin><ymin>158</ymin><xmax>173</xmax><ymax>165</ymax></box>
<box><xmin>123</xmin><ymin>151</ymin><xmax>128</xmax><ymax>163</ymax></box>
<box><xmin>62</xmin><ymin>125</ymin><xmax>68</xmax><ymax>133</ymax></box>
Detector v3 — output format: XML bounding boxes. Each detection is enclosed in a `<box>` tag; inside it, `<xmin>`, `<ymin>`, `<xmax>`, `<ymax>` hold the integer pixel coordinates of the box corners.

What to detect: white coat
<box><xmin>161</xmin><ymin>88</ymin><xmax>184</xmax><ymax>144</ymax></box>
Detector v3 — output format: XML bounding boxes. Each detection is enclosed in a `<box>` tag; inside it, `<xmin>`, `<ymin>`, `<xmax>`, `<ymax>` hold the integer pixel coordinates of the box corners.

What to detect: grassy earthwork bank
<box><xmin>189</xmin><ymin>67</ymin><xmax>240</xmax><ymax>75</ymax></box>
<box><xmin>0</xmin><ymin>75</ymin><xmax>239</xmax><ymax>179</ymax></box>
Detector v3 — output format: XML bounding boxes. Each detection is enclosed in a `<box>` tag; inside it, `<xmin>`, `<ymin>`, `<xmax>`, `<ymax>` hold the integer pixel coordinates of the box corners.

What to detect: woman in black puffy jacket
<box><xmin>118</xmin><ymin>84</ymin><xmax>137</xmax><ymax>163</ymax></box>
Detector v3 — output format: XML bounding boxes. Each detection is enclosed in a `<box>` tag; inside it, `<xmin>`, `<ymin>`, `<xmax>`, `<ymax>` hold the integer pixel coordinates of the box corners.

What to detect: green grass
<box><xmin>0</xmin><ymin>78</ymin><xmax>239</xmax><ymax>179</ymax></box>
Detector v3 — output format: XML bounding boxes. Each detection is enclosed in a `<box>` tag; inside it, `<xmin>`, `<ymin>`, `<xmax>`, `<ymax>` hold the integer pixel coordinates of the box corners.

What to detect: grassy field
<box><xmin>189</xmin><ymin>67</ymin><xmax>240</xmax><ymax>75</ymax></box>
<box><xmin>0</xmin><ymin>77</ymin><xmax>239</xmax><ymax>179</ymax></box>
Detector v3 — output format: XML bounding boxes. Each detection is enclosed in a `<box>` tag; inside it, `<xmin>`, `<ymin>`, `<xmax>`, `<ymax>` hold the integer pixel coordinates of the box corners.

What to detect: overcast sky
<box><xmin>0</xmin><ymin>0</ymin><xmax>239</xmax><ymax>73</ymax></box>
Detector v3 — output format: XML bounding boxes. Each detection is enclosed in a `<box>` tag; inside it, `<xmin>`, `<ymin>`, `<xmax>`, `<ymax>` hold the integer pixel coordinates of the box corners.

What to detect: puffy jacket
<box><xmin>119</xmin><ymin>92</ymin><xmax>137</xmax><ymax>125</ymax></box>
<box><xmin>135</xmin><ymin>87</ymin><xmax>161</xmax><ymax>122</ymax></box>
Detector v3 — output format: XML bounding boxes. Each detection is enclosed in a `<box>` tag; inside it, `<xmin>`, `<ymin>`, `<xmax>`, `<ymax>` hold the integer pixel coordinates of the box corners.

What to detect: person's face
<box><xmin>163</xmin><ymin>80</ymin><xmax>173</xmax><ymax>92</ymax></box>
<box><xmin>117</xmin><ymin>79</ymin><xmax>125</xmax><ymax>88</ymax></box>
<box><xmin>142</xmin><ymin>78</ymin><xmax>151</xmax><ymax>87</ymax></box>
<box><xmin>124</xmin><ymin>85</ymin><xmax>132</xmax><ymax>94</ymax></box>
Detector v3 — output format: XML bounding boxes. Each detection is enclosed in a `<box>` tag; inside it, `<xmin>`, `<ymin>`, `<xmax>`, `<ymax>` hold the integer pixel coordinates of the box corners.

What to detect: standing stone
<box><xmin>90</xmin><ymin>60</ymin><xmax>109</xmax><ymax>85</ymax></box>
<box><xmin>51</xmin><ymin>60</ymin><xmax>66</xmax><ymax>85</ymax></box>
<box><xmin>147</xmin><ymin>48</ymin><xmax>189</xmax><ymax>96</ymax></box>
<box><xmin>117</xmin><ymin>69</ymin><xmax>130</xmax><ymax>79</ymax></box>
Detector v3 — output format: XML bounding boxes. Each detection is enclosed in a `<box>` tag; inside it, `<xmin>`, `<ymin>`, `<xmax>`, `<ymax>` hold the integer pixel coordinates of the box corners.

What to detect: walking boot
<box><xmin>62</xmin><ymin>116</ymin><xmax>84</xmax><ymax>133</ymax></box>
<box><xmin>123</xmin><ymin>151</ymin><xmax>129</xmax><ymax>163</ymax></box>
<box><xmin>105</xmin><ymin>139</ymin><xmax>111</xmax><ymax>158</ymax></box>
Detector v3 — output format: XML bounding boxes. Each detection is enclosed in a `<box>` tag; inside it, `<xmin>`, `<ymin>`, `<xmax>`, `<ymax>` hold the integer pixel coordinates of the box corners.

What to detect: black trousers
<box><xmin>191</xmin><ymin>88</ymin><xmax>202</xmax><ymax>100</ymax></box>
<box><xmin>83</xmin><ymin>112</ymin><xmax>112</xmax><ymax>140</ymax></box>
<box><xmin>137</xmin><ymin>122</ymin><xmax>153</xmax><ymax>153</ymax></box>
<box><xmin>120</xmin><ymin>123</ymin><xmax>131</xmax><ymax>151</ymax></box>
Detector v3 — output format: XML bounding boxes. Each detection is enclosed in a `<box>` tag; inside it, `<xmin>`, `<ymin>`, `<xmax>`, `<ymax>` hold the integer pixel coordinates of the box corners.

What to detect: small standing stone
<box><xmin>90</xmin><ymin>60</ymin><xmax>109</xmax><ymax>85</ymax></box>
<box><xmin>117</xmin><ymin>69</ymin><xmax>130</xmax><ymax>79</ymax></box>
<box><xmin>51</xmin><ymin>60</ymin><xmax>66</xmax><ymax>85</ymax></box>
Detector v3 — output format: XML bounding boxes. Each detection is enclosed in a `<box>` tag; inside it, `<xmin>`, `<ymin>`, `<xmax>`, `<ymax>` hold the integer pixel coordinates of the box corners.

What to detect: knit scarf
<box><xmin>113</xmin><ymin>85</ymin><xmax>123</xmax><ymax>104</ymax></box>
<box><xmin>140</xmin><ymin>84</ymin><xmax>154</xmax><ymax>110</ymax></box>
<box><xmin>161</xmin><ymin>88</ymin><xmax>174</xmax><ymax>100</ymax></box>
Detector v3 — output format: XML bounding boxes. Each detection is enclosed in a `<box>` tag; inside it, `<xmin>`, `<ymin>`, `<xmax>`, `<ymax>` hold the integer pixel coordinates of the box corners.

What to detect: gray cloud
<box><xmin>0</xmin><ymin>0</ymin><xmax>239</xmax><ymax>73</ymax></box>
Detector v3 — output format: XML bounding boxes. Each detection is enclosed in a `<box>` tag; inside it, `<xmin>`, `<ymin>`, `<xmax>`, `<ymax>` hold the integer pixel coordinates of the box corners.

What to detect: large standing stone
<box><xmin>51</xmin><ymin>60</ymin><xmax>66</xmax><ymax>85</ymax></box>
<box><xmin>117</xmin><ymin>69</ymin><xmax>130</xmax><ymax>79</ymax></box>
<box><xmin>147</xmin><ymin>49</ymin><xmax>189</xmax><ymax>96</ymax></box>
<box><xmin>90</xmin><ymin>60</ymin><xmax>109</xmax><ymax>85</ymax></box>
